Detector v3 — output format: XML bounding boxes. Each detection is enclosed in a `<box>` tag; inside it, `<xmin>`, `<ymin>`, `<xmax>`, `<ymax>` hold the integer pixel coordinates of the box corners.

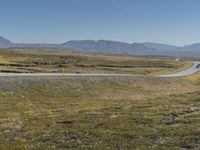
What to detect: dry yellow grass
<box><xmin>0</xmin><ymin>48</ymin><xmax>198</xmax><ymax>149</ymax></box>
<box><xmin>0</xmin><ymin>75</ymin><xmax>199</xmax><ymax>149</ymax></box>
<box><xmin>0</xmin><ymin>48</ymin><xmax>192</xmax><ymax>75</ymax></box>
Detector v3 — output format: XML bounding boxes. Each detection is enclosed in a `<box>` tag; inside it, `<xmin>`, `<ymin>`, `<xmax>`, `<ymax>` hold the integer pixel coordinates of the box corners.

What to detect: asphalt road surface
<box><xmin>0</xmin><ymin>62</ymin><xmax>199</xmax><ymax>77</ymax></box>
<box><xmin>0</xmin><ymin>73</ymin><xmax>137</xmax><ymax>77</ymax></box>
<box><xmin>159</xmin><ymin>61</ymin><xmax>200</xmax><ymax>77</ymax></box>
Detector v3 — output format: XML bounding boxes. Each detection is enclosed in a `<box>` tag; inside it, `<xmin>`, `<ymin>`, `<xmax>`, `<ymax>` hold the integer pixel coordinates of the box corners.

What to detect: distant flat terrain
<box><xmin>0</xmin><ymin>48</ymin><xmax>192</xmax><ymax>76</ymax></box>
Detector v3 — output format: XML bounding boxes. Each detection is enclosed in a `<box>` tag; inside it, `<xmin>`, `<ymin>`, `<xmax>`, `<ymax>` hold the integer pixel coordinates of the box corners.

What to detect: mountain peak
<box><xmin>0</xmin><ymin>36</ymin><xmax>13</xmax><ymax>47</ymax></box>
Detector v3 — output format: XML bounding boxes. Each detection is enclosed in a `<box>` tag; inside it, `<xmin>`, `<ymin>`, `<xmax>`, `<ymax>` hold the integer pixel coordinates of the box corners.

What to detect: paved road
<box><xmin>159</xmin><ymin>61</ymin><xmax>200</xmax><ymax>77</ymax></box>
<box><xmin>0</xmin><ymin>73</ymin><xmax>138</xmax><ymax>77</ymax></box>
<box><xmin>0</xmin><ymin>62</ymin><xmax>199</xmax><ymax>77</ymax></box>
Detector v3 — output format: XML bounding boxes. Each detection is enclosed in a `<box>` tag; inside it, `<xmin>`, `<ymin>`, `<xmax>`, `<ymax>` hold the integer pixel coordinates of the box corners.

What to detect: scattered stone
<box><xmin>110</xmin><ymin>115</ymin><xmax>118</xmax><ymax>118</ymax></box>
<box><xmin>55</xmin><ymin>120</ymin><xmax>74</xmax><ymax>125</ymax></box>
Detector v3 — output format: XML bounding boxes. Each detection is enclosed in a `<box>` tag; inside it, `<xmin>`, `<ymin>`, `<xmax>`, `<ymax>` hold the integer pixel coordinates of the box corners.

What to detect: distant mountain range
<box><xmin>1</xmin><ymin>36</ymin><xmax>200</xmax><ymax>57</ymax></box>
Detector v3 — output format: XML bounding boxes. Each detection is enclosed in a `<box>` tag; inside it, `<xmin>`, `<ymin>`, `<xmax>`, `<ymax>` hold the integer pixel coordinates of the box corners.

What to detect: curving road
<box><xmin>159</xmin><ymin>61</ymin><xmax>200</xmax><ymax>77</ymax></box>
<box><xmin>0</xmin><ymin>62</ymin><xmax>199</xmax><ymax>77</ymax></box>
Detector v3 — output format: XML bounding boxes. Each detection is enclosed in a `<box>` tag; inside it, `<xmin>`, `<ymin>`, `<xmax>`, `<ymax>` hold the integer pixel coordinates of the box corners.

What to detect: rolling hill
<box><xmin>1</xmin><ymin>36</ymin><xmax>200</xmax><ymax>57</ymax></box>
<box><xmin>143</xmin><ymin>42</ymin><xmax>179</xmax><ymax>50</ymax></box>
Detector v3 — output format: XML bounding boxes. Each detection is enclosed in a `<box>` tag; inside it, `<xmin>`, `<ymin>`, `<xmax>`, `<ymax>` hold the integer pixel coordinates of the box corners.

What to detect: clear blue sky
<box><xmin>1</xmin><ymin>0</ymin><xmax>200</xmax><ymax>45</ymax></box>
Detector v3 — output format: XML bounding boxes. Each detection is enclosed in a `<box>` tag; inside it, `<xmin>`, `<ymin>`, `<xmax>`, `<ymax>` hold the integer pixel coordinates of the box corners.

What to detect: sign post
<box><xmin>62</xmin><ymin>68</ymin><xmax>65</xmax><ymax>75</ymax></box>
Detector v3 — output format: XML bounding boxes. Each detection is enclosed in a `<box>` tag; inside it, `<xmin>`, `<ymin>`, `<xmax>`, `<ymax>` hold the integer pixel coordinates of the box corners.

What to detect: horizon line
<box><xmin>1</xmin><ymin>36</ymin><xmax>199</xmax><ymax>47</ymax></box>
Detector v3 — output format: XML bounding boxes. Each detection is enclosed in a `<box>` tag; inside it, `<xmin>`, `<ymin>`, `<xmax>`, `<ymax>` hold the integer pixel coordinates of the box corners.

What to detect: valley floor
<box><xmin>0</xmin><ymin>48</ymin><xmax>199</xmax><ymax>149</ymax></box>
<box><xmin>0</xmin><ymin>48</ymin><xmax>192</xmax><ymax>75</ymax></box>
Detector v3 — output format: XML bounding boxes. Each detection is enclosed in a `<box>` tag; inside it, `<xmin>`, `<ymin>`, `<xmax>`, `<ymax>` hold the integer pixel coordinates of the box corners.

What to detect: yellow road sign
<box><xmin>62</xmin><ymin>68</ymin><xmax>65</xmax><ymax>75</ymax></box>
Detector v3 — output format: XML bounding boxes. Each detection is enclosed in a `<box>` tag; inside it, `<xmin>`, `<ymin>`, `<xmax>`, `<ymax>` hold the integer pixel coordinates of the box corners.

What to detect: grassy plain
<box><xmin>0</xmin><ymin>48</ymin><xmax>199</xmax><ymax>149</ymax></box>
<box><xmin>0</xmin><ymin>48</ymin><xmax>192</xmax><ymax>75</ymax></box>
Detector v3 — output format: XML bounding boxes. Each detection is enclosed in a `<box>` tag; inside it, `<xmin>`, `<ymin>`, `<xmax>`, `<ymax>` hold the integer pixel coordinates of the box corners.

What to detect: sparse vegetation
<box><xmin>0</xmin><ymin>48</ymin><xmax>192</xmax><ymax>75</ymax></box>
<box><xmin>0</xmin><ymin>48</ymin><xmax>199</xmax><ymax>149</ymax></box>
<box><xmin>0</xmin><ymin>74</ymin><xmax>198</xmax><ymax>149</ymax></box>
